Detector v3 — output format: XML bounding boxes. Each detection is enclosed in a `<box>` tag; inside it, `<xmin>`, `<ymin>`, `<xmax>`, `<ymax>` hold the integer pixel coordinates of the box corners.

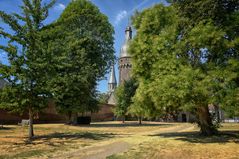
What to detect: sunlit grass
<box><xmin>1</xmin><ymin>122</ymin><xmax>238</xmax><ymax>159</ymax></box>
<box><xmin>0</xmin><ymin>121</ymin><xmax>172</xmax><ymax>158</ymax></box>
<box><xmin>109</xmin><ymin>123</ymin><xmax>239</xmax><ymax>159</ymax></box>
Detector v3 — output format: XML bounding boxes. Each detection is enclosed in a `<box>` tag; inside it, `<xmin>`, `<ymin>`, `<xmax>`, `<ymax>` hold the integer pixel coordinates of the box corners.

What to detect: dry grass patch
<box><xmin>109</xmin><ymin>123</ymin><xmax>239</xmax><ymax>159</ymax></box>
<box><xmin>0</xmin><ymin>121</ymin><xmax>171</xmax><ymax>158</ymax></box>
<box><xmin>0</xmin><ymin>124</ymin><xmax>115</xmax><ymax>158</ymax></box>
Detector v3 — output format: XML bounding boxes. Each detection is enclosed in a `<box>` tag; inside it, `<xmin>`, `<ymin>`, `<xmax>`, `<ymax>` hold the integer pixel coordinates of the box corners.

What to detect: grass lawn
<box><xmin>0</xmin><ymin>122</ymin><xmax>238</xmax><ymax>159</ymax></box>
<box><xmin>108</xmin><ymin>123</ymin><xmax>239</xmax><ymax>159</ymax></box>
<box><xmin>0</xmin><ymin>121</ymin><xmax>172</xmax><ymax>159</ymax></box>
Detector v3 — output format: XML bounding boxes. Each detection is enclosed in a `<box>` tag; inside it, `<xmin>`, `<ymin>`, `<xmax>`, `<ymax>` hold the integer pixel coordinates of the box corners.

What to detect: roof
<box><xmin>109</xmin><ymin>65</ymin><xmax>117</xmax><ymax>84</ymax></box>
<box><xmin>107</xmin><ymin>91</ymin><xmax>116</xmax><ymax>105</ymax></box>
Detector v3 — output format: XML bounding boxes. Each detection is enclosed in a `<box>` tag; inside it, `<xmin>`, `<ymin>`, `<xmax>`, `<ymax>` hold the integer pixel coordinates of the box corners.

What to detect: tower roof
<box><xmin>120</xmin><ymin>26</ymin><xmax>132</xmax><ymax>58</ymax></box>
<box><xmin>108</xmin><ymin>65</ymin><xmax>117</xmax><ymax>84</ymax></box>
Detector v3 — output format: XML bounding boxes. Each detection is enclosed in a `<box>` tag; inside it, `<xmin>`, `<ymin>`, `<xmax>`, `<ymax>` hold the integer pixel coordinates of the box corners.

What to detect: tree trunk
<box><xmin>28</xmin><ymin>108</ymin><xmax>34</xmax><ymax>139</ymax></box>
<box><xmin>138</xmin><ymin>116</ymin><xmax>142</xmax><ymax>125</ymax></box>
<box><xmin>73</xmin><ymin>113</ymin><xmax>78</xmax><ymax>125</ymax></box>
<box><xmin>67</xmin><ymin>111</ymin><xmax>72</xmax><ymax>124</ymax></box>
<box><xmin>197</xmin><ymin>106</ymin><xmax>217</xmax><ymax>136</ymax></box>
<box><xmin>122</xmin><ymin>116</ymin><xmax>125</xmax><ymax>123</ymax></box>
<box><xmin>214</xmin><ymin>104</ymin><xmax>220</xmax><ymax>123</ymax></box>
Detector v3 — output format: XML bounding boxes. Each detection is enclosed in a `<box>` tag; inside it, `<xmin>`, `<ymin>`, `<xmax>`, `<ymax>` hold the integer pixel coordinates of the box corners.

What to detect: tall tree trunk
<box><xmin>67</xmin><ymin>111</ymin><xmax>72</xmax><ymax>124</ymax></box>
<box><xmin>214</xmin><ymin>104</ymin><xmax>220</xmax><ymax>123</ymax></box>
<box><xmin>138</xmin><ymin>116</ymin><xmax>142</xmax><ymax>125</ymax></box>
<box><xmin>28</xmin><ymin>108</ymin><xmax>34</xmax><ymax>139</ymax></box>
<box><xmin>122</xmin><ymin>116</ymin><xmax>125</xmax><ymax>123</ymax></box>
<box><xmin>73</xmin><ymin>113</ymin><xmax>78</xmax><ymax>125</ymax></box>
<box><xmin>197</xmin><ymin>106</ymin><xmax>217</xmax><ymax>136</ymax></box>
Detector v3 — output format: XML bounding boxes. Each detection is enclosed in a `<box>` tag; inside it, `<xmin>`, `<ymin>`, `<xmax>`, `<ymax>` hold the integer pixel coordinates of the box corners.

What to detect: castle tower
<box><xmin>119</xmin><ymin>26</ymin><xmax>132</xmax><ymax>84</ymax></box>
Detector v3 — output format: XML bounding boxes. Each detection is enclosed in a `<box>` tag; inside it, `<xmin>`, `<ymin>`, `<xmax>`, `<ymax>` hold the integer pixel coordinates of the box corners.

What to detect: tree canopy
<box><xmin>41</xmin><ymin>0</ymin><xmax>115</xmax><ymax>122</ymax></box>
<box><xmin>0</xmin><ymin>0</ymin><xmax>56</xmax><ymax>139</ymax></box>
<box><xmin>130</xmin><ymin>1</ymin><xmax>239</xmax><ymax>135</ymax></box>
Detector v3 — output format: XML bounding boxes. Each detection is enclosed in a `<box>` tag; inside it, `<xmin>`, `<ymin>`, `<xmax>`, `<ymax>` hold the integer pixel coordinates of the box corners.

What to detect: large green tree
<box><xmin>115</xmin><ymin>78</ymin><xmax>138</xmax><ymax>123</ymax></box>
<box><xmin>41</xmin><ymin>0</ymin><xmax>114</xmax><ymax>123</ymax></box>
<box><xmin>0</xmin><ymin>0</ymin><xmax>55</xmax><ymax>139</ymax></box>
<box><xmin>174</xmin><ymin>0</ymin><xmax>239</xmax><ymax>118</ymax></box>
<box><xmin>130</xmin><ymin>2</ymin><xmax>239</xmax><ymax>135</ymax></box>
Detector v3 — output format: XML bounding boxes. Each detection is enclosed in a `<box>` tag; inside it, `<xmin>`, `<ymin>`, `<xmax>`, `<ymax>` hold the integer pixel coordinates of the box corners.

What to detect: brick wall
<box><xmin>0</xmin><ymin>103</ymin><xmax>115</xmax><ymax>124</ymax></box>
<box><xmin>91</xmin><ymin>104</ymin><xmax>115</xmax><ymax>121</ymax></box>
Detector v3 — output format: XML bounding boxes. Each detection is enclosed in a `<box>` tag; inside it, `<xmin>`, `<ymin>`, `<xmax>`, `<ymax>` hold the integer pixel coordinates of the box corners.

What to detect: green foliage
<box><xmin>41</xmin><ymin>0</ymin><xmax>114</xmax><ymax>119</ymax></box>
<box><xmin>115</xmin><ymin>78</ymin><xmax>138</xmax><ymax>119</ymax></box>
<box><xmin>0</xmin><ymin>0</ymin><xmax>55</xmax><ymax>110</ymax></box>
<box><xmin>0</xmin><ymin>0</ymin><xmax>55</xmax><ymax>138</ymax></box>
<box><xmin>130</xmin><ymin>1</ymin><xmax>239</xmax><ymax>135</ymax></box>
<box><xmin>129</xmin><ymin>80</ymin><xmax>160</xmax><ymax>119</ymax></box>
<box><xmin>96</xmin><ymin>92</ymin><xmax>109</xmax><ymax>104</ymax></box>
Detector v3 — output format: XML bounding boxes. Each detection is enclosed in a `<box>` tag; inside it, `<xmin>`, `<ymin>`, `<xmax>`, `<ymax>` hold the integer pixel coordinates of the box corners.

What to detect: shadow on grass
<box><xmin>32</xmin><ymin>132</ymin><xmax>116</xmax><ymax>141</ymax></box>
<box><xmin>0</xmin><ymin>132</ymin><xmax>117</xmax><ymax>158</ymax></box>
<box><xmin>150</xmin><ymin>131</ymin><xmax>239</xmax><ymax>144</ymax></box>
<box><xmin>0</xmin><ymin>127</ymin><xmax>13</xmax><ymax>130</ymax></box>
<box><xmin>81</xmin><ymin>123</ymin><xmax>172</xmax><ymax>128</ymax></box>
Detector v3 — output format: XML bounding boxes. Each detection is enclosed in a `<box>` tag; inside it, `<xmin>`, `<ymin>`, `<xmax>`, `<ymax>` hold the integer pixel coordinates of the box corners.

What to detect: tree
<box><xmin>130</xmin><ymin>2</ymin><xmax>239</xmax><ymax>135</ymax></box>
<box><xmin>41</xmin><ymin>0</ymin><xmax>114</xmax><ymax>123</ymax></box>
<box><xmin>129</xmin><ymin>80</ymin><xmax>159</xmax><ymax>124</ymax></box>
<box><xmin>96</xmin><ymin>92</ymin><xmax>109</xmax><ymax>104</ymax></box>
<box><xmin>115</xmin><ymin>78</ymin><xmax>138</xmax><ymax>123</ymax></box>
<box><xmin>0</xmin><ymin>0</ymin><xmax>55</xmax><ymax>139</ymax></box>
<box><xmin>173</xmin><ymin>0</ymin><xmax>239</xmax><ymax>119</ymax></box>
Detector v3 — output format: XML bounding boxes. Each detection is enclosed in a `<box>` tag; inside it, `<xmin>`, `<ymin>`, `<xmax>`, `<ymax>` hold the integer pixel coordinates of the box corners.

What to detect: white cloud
<box><xmin>113</xmin><ymin>0</ymin><xmax>151</xmax><ymax>26</ymax></box>
<box><xmin>54</xmin><ymin>3</ymin><xmax>66</xmax><ymax>11</ymax></box>
<box><xmin>129</xmin><ymin>0</ymin><xmax>150</xmax><ymax>14</ymax></box>
<box><xmin>114</xmin><ymin>10</ymin><xmax>127</xmax><ymax>25</ymax></box>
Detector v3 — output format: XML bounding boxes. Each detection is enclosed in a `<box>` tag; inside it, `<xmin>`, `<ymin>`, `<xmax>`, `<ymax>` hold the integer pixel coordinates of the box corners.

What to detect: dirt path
<box><xmin>66</xmin><ymin>141</ymin><xmax>129</xmax><ymax>159</ymax></box>
<box><xmin>53</xmin><ymin>123</ymin><xmax>194</xmax><ymax>159</ymax></box>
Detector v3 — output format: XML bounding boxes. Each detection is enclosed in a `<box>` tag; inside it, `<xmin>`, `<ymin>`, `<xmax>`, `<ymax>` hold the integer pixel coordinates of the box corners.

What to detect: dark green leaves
<box><xmin>42</xmin><ymin>0</ymin><xmax>114</xmax><ymax>118</ymax></box>
<box><xmin>130</xmin><ymin>1</ymin><xmax>239</xmax><ymax>132</ymax></box>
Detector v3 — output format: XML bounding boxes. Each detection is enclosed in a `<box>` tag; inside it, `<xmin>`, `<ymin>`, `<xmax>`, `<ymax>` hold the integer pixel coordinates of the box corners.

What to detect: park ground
<box><xmin>0</xmin><ymin>122</ymin><xmax>239</xmax><ymax>159</ymax></box>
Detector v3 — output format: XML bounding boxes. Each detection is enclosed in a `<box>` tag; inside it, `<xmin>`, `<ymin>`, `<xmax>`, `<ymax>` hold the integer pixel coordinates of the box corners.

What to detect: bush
<box><xmin>77</xmin><ymin>116</ymin><xmax>91</xmax><ymax>125</ymax></box>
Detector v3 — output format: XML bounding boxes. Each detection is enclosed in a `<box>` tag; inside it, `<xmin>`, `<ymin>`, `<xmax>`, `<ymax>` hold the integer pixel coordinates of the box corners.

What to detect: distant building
<box><xmin>107</xmin><ymin>26</ymin><xmax>133</xmax><ymax>105</ymax></box>
<box><xmin>107</xmin><ymin>65</ymin><xmax>117</xmax><ymax>105</ymax></box>
<box><xmin>119</xmin><ymin>26</ymin><xmax>133</xmax><ymax>84</ymax></box>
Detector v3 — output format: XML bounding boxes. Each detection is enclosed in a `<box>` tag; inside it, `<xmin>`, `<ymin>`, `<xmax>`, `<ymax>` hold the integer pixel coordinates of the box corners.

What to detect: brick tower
<box><xmin>118</xmin><ymin>26</ymin><xmax>132</xmax><ymax>84</ymax></box>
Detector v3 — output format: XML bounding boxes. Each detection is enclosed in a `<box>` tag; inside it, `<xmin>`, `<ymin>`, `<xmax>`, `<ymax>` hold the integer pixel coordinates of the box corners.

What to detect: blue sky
<box><xmin>0</xmin><ymin>0</ymin><xmax>167</xmax><ymax>93</ymax></box>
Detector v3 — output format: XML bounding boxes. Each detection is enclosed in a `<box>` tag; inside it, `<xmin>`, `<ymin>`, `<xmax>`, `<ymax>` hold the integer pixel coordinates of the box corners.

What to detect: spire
<box><xmin>108</xmin><ymin>64</ymin><xmax>117</xmax><ymax>92</ymax></box>
<box><xmin>120</xmin><ymin>26</ymin><xmax>132</xmax><ymax>58</ymax></box>
<box><xmin>125</xmin><ymin>26</ymin><xmax>132</xmax><ymax>41</ymax></box>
